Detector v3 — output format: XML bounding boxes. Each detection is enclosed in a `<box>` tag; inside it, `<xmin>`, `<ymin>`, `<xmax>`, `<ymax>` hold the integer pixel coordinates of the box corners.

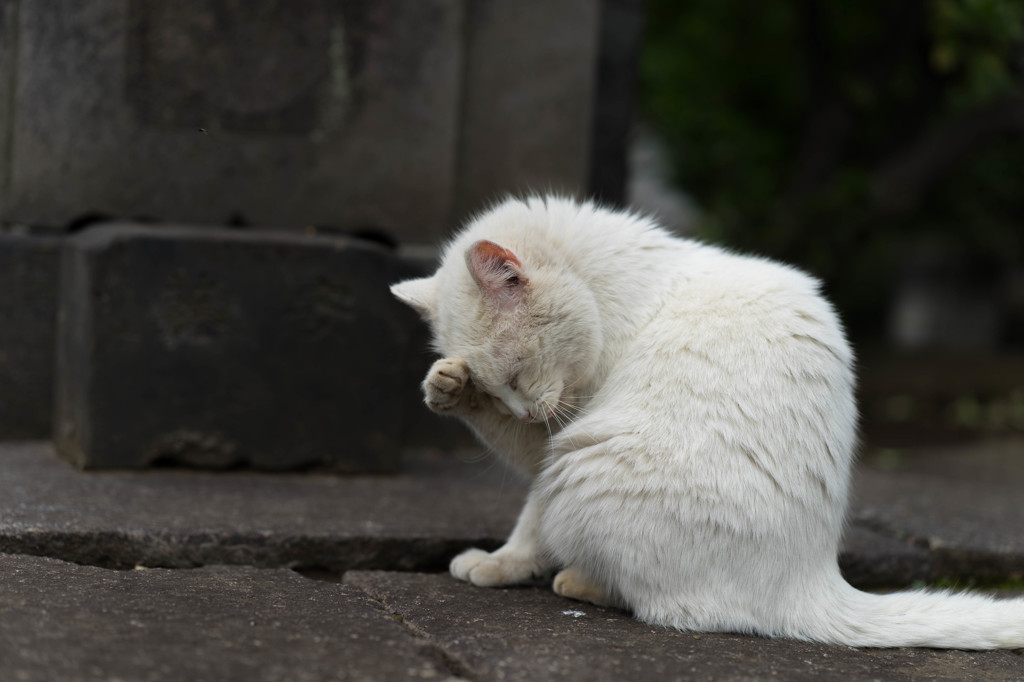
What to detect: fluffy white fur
<box><xmin>391</xmin><ymin>195</ymin><xmax>1024</xmax><ymax>649</ymax></box>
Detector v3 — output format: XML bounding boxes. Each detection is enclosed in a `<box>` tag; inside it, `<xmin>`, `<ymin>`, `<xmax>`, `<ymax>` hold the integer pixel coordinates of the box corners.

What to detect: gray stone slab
<box><xmin>346</xmin><ymin>571</ymin><xmax>1024</xmax><ymax>682</ymax></box>
<box><xmin>454</xmin><ymin>0</ymin><xmax>600</xmax><ymax>219</ymax></box>
<box><xmin>0</xmin><ymin>233</ymin><xmax>61</xmax><ymax>438</ymax></box>
<box><xmin>838</xmin><ymin>525</ymin><xmax>934</xmax><ymax>589</ymax></box>
<box><xmin>850</xmin><ymin>438</ymin><xmax>1024</xmax><ymax>580</ymax></box>
<box><xmin>0</xmin><ymin>441</ymin><xmax>524</xmax><ymax>570</ymax></box>
<box><xmin>55</xmin><ymin>224</ymin><xmax>418</xmax><ymax>471</ymax></box>
<box><xmin>0</xmin><ymin>0</ymin><xmax>16</xmax><ymax>216</ymax></box>
<box><xmin>0</xmin><ymin>553</ymin><xmax>455</xmax><ymax>682</ymax></box>
<box><xmin>3</xmin><ymin>437</ymin><xmax>1022</xmax><ymax>587</ymax></box>
<box><xmin>3</xmin><ymin>0</ymin><xmax>462</xmax><ymax>240</ymax></box>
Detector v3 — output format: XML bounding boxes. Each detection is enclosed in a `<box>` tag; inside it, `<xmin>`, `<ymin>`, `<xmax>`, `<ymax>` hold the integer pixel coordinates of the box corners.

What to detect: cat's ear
<box><xmin>465</xmin><ymin>240</ymin><xmax>527</xmax><ymax>309</ymax></box>
<box><xmin>390</xmin><ymin>276</ymin><xmax>438</xmax><ymax>321</ymax></box>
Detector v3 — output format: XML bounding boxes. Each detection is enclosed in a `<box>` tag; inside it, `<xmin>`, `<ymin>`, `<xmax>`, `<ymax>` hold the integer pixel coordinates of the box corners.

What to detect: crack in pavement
<box><xmin>344</xmin><ymin>575</ymin><xmax>479</xmax><ymax>682</ymax></box>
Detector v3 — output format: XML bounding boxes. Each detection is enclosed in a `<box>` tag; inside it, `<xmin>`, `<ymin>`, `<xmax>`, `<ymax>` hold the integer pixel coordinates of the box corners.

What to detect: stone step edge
<box><xmin>2</xmin><ymin>523</ymin><xmax>1021</xmax><ymax>590</ymax></box>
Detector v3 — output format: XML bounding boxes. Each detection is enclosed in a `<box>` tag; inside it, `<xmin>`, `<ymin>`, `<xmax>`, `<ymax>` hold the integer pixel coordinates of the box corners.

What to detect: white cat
<box><xmin>391</xmin><ymin>195</ymin><xmax>1024</xmax><ymax>649</ymax></box>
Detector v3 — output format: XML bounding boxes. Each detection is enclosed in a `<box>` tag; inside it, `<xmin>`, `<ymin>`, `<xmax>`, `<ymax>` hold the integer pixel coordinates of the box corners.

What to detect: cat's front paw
<box><xmin>450</xmin><ymin>547</ymin><xmax>539</xmax><ymax>587</ymax></box>
<box><xmin>423</xmin><ymin>358</ymin><xmax>473</xmax><ymax>414</ymax></box>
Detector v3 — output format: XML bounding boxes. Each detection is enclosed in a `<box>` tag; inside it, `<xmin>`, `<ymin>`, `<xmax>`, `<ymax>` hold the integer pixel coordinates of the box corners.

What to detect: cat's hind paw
<box><xmin>553</xmin><ymin>567</ymin><xmax>622</xmax><ymax>608</ymax></box>
<box><xmin>450</xmin><ymin>547</ymin><xmax>539</xmax><ymax>587</ymax></box>
<box><xmin>423</xmin><ymin>358</ymin><xmax>471</xmax><ymax>413</ymax></box>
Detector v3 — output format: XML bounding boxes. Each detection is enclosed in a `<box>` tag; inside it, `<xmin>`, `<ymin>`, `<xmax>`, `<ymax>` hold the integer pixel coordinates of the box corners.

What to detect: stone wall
<box><xmin>0</xmin><ymin>0</ymin><xmax>601</xmax><ymax>242</ymax></box>
<box><xmin>0</xmin><ymin>1</ymin><xmax>641</xmax><ymax>466</ymax></box>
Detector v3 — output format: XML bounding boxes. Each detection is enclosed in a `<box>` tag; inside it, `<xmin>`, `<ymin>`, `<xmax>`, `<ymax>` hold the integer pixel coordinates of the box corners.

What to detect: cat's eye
<box><xmin>509</xmin><ymin>374</ymin><xmax>519</xmax><ymax>391</ymax></box>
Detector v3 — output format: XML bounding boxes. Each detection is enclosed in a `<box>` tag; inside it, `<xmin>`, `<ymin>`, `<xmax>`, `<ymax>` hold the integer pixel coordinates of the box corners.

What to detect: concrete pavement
<box><xmin>1</xmin><ymin>438</ymin><xmax>1022</xmax><ymax>680</ymax></box>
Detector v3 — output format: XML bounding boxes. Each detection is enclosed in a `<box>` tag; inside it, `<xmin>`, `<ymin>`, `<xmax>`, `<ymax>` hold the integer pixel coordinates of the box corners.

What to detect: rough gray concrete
<box><xmin>837</xmin><ymin>525</ymin><xmax>934</xmax><ymax>588</ymax></box>
<box><xmin>55</xmin><ymin>224</ymin><xmax>419</xmax><ymax>471</ymax></box>
<box><xmin>0</xmin><ymin>0</ymin><xmax>15</xmax><ymax>215</ymax></box>
<box><xmin>3</xmin><ymin>1</ymin><xmax>610</xmax><ymax>240</ymax></box>
<box><xmin>454</xmin><ymin>0</ymin><xmax>599</xmax><ymax>220</ymax></box>
<box><xmin>347</xmin><ymin>571</ymin><xmax>1024</xmax><ymax>682</ymax></box>
<box><xmin>1</xmin><ymin>438</ymin><xmax>1023</xmax><ymax>680</ymax></box>
<box><xmin>4</xmin><ymin>552</ymin><xmax>1022</xmax><ymax>682</ymax></box>
<box><xmin>0</xmin><ymin>442</ymin><xmax>522</xmax><ymax>570</ymax></box>
<box><xmin>0</xmin><ymin>230</ymin><xmax>460</xmax><ymax>452</ymax></box>
<box><xmin>852</xmin><ymin>438</ymin><xmax>1024</xmax><ymax>581</ymax></box>
<box><xmin>3</xmin><ymin>0</ymin><xmax>463</xmax><ymax>239</ymax></box>
<box><xmin>2</xmin><ymin>438</ymin><xmax>1023</xmax><ymax>588</ymax></box>
<box><xmin>0</xmin><ymin>234</ymin><xmax>61</xmax><ymax>438</ymax></box>
<box><xmin>0</xmin><ymin>553</ymin><xmax>455</xmax><ymax>682</ymax></box>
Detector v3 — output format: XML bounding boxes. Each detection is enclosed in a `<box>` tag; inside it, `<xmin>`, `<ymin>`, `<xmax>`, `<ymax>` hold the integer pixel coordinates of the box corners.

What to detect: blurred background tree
<box><xmin>640</xmin><ymin>0</ymin><xmax>1024</xmax><ymax>343</ymax></box>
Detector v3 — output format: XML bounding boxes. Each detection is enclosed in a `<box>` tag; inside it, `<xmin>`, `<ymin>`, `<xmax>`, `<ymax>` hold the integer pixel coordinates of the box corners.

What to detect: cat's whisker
<box><xmin>456</xmin><ymin>449</ymin><xmax>490</xmax><ymax>464</ymax></box>
<box><xmin>542</xmin><ymin>416</ymin><xmax>555</xmax><ymax>442</ymax></box>
<box><xmin>546</xmin><ymin>411</ymin><xmax>569</xmax><ymax>441</ymax></box>
<box><xmin>555</xmin><ymin>399</ymin><xmax>592</xmax><ymax>422</ymax></box>
<box><xmin>546</xmin><ymin>404</ymin><xmax>587</xmax><ymax>452</ymax></box>
<box><xmin>553</xmin><ymin>399</ymin><xmax>604</xmax><ymax>451</ymax></box>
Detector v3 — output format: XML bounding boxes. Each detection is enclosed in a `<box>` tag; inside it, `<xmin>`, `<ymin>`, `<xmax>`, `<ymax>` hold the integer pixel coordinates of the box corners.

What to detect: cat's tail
<box><xmin>799</xmin><ymin>575</ymin><xmax>1024</xmax><ymax>649</ymax></box>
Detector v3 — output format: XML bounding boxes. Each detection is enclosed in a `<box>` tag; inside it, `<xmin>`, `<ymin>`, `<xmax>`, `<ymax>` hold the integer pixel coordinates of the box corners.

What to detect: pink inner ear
<box><xmin>466</xmin><ymin>240</ymin><xmax>527</xmax><ymax>305</ymax></box>
<box><xmin>471</xmin><ymin>240</ymin><xmax>521</xmax><ymax>269</ymax></box>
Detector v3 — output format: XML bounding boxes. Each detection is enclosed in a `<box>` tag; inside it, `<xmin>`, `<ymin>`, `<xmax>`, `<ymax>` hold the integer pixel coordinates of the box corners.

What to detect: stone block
<box><xmin>0</xmin><ymin>1</ymin><xmax>16</xmax><ymax>215</ymax></box>
<box><xmin>2</xmin><ymin>0</ymin><xmax>462</xmax><ymax>241</ymax></box>
<box><xmin>0</xmin><ymin>442</ymin><xmax>521</xmax><ymax>569</ymax></box>
<box><xmin>0</xmin><ymin>234</ymin><xmax>62</xmax><ymax>438</ymax></box>
<box><xmin>454</xmin><ymin>0</ymin><xmax>601</xmax><ymax>219</ymax></box>
<box><xmin>55</xmin><ymin>224</ymin><xmax>418</xmax><ymax>471</ymax></box>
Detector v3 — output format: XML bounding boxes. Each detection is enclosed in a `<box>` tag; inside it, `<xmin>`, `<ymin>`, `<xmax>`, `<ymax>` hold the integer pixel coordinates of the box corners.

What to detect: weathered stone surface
<box><xmin>3</xmin><ymin>437</ymin><xmax>1023</xmax><ymax>587</ymax></box>
<box><xmin>0</xmin><ymin>441</ymin><xmax>523</xmax><ymax>569</ymax></box>
<box><xmin>0</xmin><ymin>1</ymin><xmax>15</xmax><ymax>215</ymax></box>
<box><xmin>0</xmin><ymin>553</ymin><xmax>453</xmax><ymax>682</ymax></box>
<box><xmin>347</xmin><ymin>571</ymin><xmax>1024</xmax><ymax>682</ymax></box>
<box><xmin>454</xmin><ymin>0</ymin><xmax>600</xmax><ymax>219</ymax></box>
<box><xmin>3</xmin><ymin>0</ymin><xmax>462</xmax><ymax>240</ymax></box>
<box><xmin>54</xmin><ymin>224</ymin><xmax>419</xmax><ymax>470</ymax></box>
<box><xmin>838</xmin><ymin>525</ymin><xmax>934</xmax><ymax>589</ymax></box>
<box><xmin>4</xmin><ymin>554</ymin><xmax>1023</xmax><ymax>682</ymax></box>
<box><xmin>0</xmin><ymin>234</ymin><xmax>62</xmax><ymax>438</ymax></box>
<box><xmin>850</xmin><ymin>438</ymin><xmax>1024</xmax><ymax>581</ymax></box>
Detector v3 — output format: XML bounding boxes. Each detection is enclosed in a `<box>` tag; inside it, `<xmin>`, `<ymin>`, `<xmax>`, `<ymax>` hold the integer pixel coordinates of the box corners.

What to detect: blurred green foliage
<box><xmin>932</xmin><ymin>0</ymin><xmax>1023</xmax><ymax>106</ymax></box>
<box><xmin>640</xmin><ymin>0</ymin><xmax>1024</xmax><ymax>334</ymax></box>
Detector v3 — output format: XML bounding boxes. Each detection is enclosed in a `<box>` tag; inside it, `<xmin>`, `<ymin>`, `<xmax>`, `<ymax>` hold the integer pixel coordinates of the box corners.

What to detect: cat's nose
<box><xmin>517</xmin><ymin>410</ymin><xmax>533</xmax><ymax>422</ymax></box>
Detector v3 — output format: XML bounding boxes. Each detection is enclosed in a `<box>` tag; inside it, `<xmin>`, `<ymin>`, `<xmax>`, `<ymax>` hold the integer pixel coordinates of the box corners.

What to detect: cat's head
<box><xmin>392</xmin><ymin>237</ymin><xmax>601</xmax><ymax>423</ymax></box>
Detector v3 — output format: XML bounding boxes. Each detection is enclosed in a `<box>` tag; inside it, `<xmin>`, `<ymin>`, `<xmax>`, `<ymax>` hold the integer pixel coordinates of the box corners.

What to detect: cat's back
<box><xmin>660</xmin><ymin>244</ymin><xmax>849</xmax><ymax>361</ymax></box>
<box><xmin>576</xmin><ymin>242</ymin><xmax>857</xmax><ymax>473</ymax></box>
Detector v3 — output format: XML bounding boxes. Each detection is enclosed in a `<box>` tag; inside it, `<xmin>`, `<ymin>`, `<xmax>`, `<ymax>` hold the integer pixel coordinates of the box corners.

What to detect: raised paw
<box><xmin>423</xmin><ymin>358</ymin><xmax>471</xmax><ymax>413</ymax></box>
<box><xmin>450</xmin><ymin>547</ymin><xmax>541</xmax><ymax>587</ymax></box>
<box><xmin>553</xmin><ymin>567</ymin><xmax>621</xmax><ymax>608</ymax></box>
